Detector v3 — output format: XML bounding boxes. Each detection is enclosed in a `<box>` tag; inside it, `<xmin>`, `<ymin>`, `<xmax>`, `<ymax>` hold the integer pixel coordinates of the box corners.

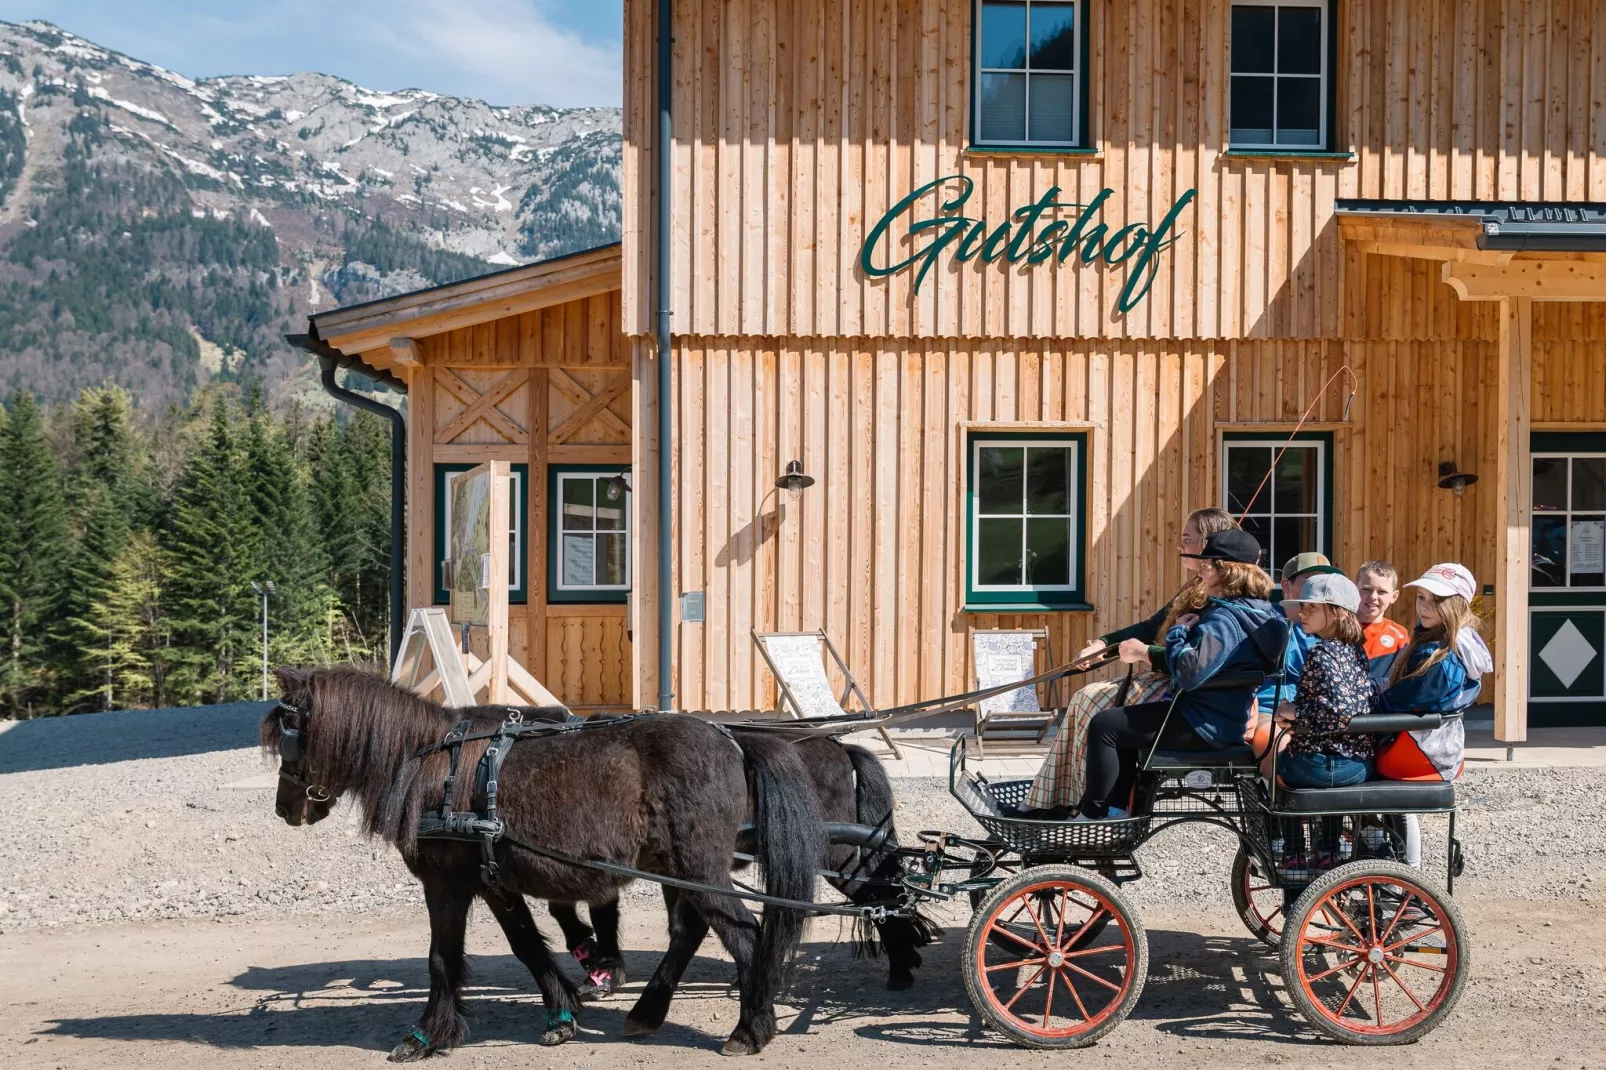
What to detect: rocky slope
<box><xmin>0</xmin><ymin>20</ymin><xmax>623</xmax><ymax>408</ymax></box>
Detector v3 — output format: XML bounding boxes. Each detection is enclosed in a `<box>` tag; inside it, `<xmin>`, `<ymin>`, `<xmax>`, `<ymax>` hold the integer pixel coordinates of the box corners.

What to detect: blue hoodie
<box><xmin>1164</xmin><ymin>596</ymin><xmax>1288</xmax><ymax>748</ymax></box>
<box><xmin>1256</xmin><ymin>609</ymin><xmax>1318</xmax><ymax>710</ymax></box>
<box><xmin>1375</xmin><ymin>637</ymin><xmax>1482</xmax><ymax>713</ymax></box>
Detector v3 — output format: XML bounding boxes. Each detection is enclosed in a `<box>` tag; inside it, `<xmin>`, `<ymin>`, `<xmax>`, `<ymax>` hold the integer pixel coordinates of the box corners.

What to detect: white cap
<box><xmin>1282</xmin><ymin>573</ymin><xmax>1361</xmax><ymax>613</ymax></box>
<box><xmin>1405</xmin><ymin>562</ymin><xmax>1476</xmax><ymax>601</ymax></box>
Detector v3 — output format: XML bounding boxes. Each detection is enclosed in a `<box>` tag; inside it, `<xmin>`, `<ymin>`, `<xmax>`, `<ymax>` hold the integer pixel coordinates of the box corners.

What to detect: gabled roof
<box><xmin>308</xmin><ymin>242</ymin><xmax>621</xmax><ymax>356</ymax></box>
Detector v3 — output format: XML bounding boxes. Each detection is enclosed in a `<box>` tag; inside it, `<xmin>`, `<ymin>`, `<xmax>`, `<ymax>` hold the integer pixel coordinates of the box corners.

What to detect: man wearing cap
<box><xmin>1254</xmin><ymin>551</ymin><xmax>1346</xmax><ymax>717</ymax></box>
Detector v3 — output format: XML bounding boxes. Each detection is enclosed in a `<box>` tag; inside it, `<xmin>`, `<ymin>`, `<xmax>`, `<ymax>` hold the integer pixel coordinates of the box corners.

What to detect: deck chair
<box><xmin>970</xmin><ymin>628</ymin><xmax>1065</xmax><ymax>755</ymax></box>
<box><xmin>752</xmin><ymin>630</ymin><xmax>901</xmax><ymax>758</ymax></box>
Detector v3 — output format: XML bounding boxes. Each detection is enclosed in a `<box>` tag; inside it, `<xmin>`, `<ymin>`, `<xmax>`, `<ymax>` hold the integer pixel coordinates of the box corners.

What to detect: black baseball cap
<box><xmin>1179</xmin><ymin>528</ymin><xmax>1262</xmax><ymax>565</ymax></box>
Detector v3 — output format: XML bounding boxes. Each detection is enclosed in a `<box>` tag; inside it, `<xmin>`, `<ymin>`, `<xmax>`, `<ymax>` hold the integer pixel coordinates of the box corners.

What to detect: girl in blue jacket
<box><xmin>1075</xmin><ymin>528</ymin><xmax>1286</xmax><ymax>819</ymax></box>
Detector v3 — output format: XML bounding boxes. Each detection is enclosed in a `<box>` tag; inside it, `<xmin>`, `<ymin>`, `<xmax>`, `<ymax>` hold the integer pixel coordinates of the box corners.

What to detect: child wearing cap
<box><xmin>1272</xmin><ymin>574</ymin><xmax>1378</xmax><ymax>788</ymax></box>
<box><xmin>1356</xmin><ymin>559</ymin><xmax>1410</xmax><ymax>684</ymax></box>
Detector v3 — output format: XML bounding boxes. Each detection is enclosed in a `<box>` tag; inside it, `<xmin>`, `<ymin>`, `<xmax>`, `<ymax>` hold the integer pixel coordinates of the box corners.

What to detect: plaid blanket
<box><xmin>1023</xmin><ymin>671</ymin><xmax>1169</xmax><ymax>810</ymax></box>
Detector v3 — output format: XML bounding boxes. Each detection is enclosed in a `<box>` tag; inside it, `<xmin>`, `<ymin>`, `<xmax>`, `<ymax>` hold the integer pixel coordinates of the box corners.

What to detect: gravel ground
<box><xmin>0</xmin><ymin>702</ymin><xmax>1603</xmax><ymax>931</ymax></box>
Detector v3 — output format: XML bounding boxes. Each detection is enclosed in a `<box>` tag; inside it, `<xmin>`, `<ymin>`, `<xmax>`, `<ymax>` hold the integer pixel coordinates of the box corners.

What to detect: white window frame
<box><xmin>973</xmin><ymin>0</ymin><xmax>1084</xmax><ymax>148</ymax></box>
<box><xmin>1228</xmin><ymin>0</ymin><xmax>1329</xmax><ymax>150</ymax></box>
<box><xmin>554</xmin><ymin>470</ymin><xmax>632</xmax><ymax>593</ymax></box>
<box><xmin>443</xmin><ymin>467</ymin><xmax>523</xmax><ymax>593</ymax></box>
<box><xmin>970</xmin><ymin>438</ymin><xmax>1080</xmax><ymax>593</ymax></box>
<box><xmin>1220</xmin><ymin>436</ymin><xmax>1327</xmax><ymax>577</ymax></box>
<box><xmin>1530</xmin><ymin>453</ymin><xmax>1606</xmax><ymax>593</ymax></box>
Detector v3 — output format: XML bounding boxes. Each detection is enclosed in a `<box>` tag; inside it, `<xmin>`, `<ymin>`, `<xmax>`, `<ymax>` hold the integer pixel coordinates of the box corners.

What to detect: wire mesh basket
<box><xmin>949</xmin><ymin>738</ymin><xmax>1150</xmax><ymax>856</ymax></box>
<box><xmin>1236</xmin><ymin>780</ymin><xmax>1406</xmax><ymax>887</ymax></box>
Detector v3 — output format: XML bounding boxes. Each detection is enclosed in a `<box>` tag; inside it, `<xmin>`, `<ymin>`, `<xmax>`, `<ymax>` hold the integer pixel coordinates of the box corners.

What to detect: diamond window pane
<box><xmin>562</xmin><ymin>533</ymin><xmax>594</xmax><ymax>586</ymax></box>
<box><xmin>1025</xmin><ymin>446</ymin><xmax>1071</xmax><ymax>515</ymax></box>
<box><xmin>1533</xmin><ymin>457</ymin><xmax>1568</xmax><ymax>511</ymax></box>
<box><xmin>1277</xmin><ymin>6</ymin><xmax>1323</xmax><ymax>73</ymax></box>
<box><xmin>1231</xmin><ymin>5</ymin><xmax>1276</xmax><ymax>73</ymax></box>
<box><xmin>979</xmin><ymin>73</ymin><xmax>1026</xmax><ymax>141</ymax></box>
<box><xmin>1027</xmin><ymin>74</ymin><xmax>1076</xmax><ymax>142</ymax></box>
<box><xmin>978</xmin><ymin>446</ymin><xmax>1024</xmax><ymax>514</ymax></box>
<box><xmin>1533</xmin><ymin>515</ymin><xmax>1566</xmax><ymax>588</ymax></box>
<box><xmin>1573</xmin><ymin>458</ymin><xmax>1606</xmax><ymax>511</ymax></box>
<box><xmin>980</xmin><ymin>1</ymin><xmax>1028</xmax><ymax>68</ymax></box>
<box><xmin>1276</xmin><ymin>77</ymin><xmax>1322</xmax><ymax>144</ymax></box>
<box><xmin>1029</xmin><ymin>2</ymin><xmax>1077</xmax><ymax>69</ymax></box>
<box><xmin>596</xmin><ymin>533</ymin><xmax>628</xmax><ymax>586</ymax></box>
<box><xmin>978</xmin><ymin>518</ymin><xmax>1025</xmax><ymax>585</ymax></box>
<box><xmin>1274</xmin><ymin>446</ymin><xmax>1317</xmax><ymax>513</ymax></box>
<box><xmin>1026</xmin><ymin>517</ymin><xmax>1070</xmax><ymax>585</ymax></box>
<box><xmin>1226</xmin><ymin>446</ymin><xmax>1273</xmax><ymax>514</ymax></box>
<box><xmin>1230</xmin><ymin>75</ymin><xmax>1275</xmax><ymax>145</ymax></box>
<box><xmin>561</xmin><ymin>477</ymin><xmax>593</xmax><ymax>530</ymax></box>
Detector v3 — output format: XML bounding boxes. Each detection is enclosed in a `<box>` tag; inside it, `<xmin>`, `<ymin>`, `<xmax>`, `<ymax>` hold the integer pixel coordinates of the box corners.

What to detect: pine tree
<box><xmin>161</xmin><ymin>398</ymin><xmax>255</xmax><ymax>704</ymax></box>
<box><xmin>75</xmin><ymin>530</ymin><xmax>168</xmax><ymax>709</ymax></box>
<box><xmin>0</xmin><ymin>392</ymin><xmax>73</xmax><ymax>716</ymax></box>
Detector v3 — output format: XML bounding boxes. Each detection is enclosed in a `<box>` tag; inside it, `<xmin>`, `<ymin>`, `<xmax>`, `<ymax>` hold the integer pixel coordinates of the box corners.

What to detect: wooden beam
<box><xmin>549</xmin><ymin>367</ymin><xmax>632</xmax><ymax>439</ymax></box>
<box><xmin>1443</xmin><ymin>260</ymin><xmax>1606</xmax><ymax>301</ymax></box>
<box><xmin>548</xmin><ymin>375</ymin><xmax>632</xmax><ymax>445</ymax></box>
<box><xmin>434</xmin><ymin>368</ymin><xmax>529</xmax><ymax>444</ymax></box>
<box><xmin>1494</xmin><ymin>297</ymin><xmax>1532</xmax><ymax>744</ymax></box>
<box><xmin>388</xmin><ymin>337</ymin><xmax>422</xmax><ymax>367</ymax></box>
<box><xmin>1355</xmin><ymin>241</ymin><xmax>1512</xmax><ymax>265</ymax></box>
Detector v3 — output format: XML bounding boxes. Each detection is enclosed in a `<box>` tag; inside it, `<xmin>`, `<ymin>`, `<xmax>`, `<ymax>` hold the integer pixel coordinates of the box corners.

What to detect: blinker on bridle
<box><xmin>275</xmin><ymin>701</ymin><xmax>331</xmax><ymax>802</ymax></box>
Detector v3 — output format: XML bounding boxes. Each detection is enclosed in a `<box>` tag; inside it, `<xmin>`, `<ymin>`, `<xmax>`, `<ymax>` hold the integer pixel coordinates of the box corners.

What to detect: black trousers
<box><xmin>1077</xmin><ymin>700</ymin><xmax>1206</xmax><ymax>817</ymax></box>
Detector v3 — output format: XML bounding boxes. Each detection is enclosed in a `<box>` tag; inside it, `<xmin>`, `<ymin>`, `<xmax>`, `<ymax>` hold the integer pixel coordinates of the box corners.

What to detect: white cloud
<box><xmin>370</xmin><ymin>0</ymin><xmax>620</xmax><ymax>108</ymax></box>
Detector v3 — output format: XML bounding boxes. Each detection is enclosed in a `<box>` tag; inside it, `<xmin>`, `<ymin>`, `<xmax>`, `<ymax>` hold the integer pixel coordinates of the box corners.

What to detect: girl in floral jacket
<box><xmin>1273</xmin><ymin>573</ymin><xmax>1378</xmax><ymax>787</ymax></box>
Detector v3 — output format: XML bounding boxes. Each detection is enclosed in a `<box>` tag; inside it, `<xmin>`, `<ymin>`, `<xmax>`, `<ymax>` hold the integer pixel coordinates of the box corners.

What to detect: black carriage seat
<box><xmin>1272</xmin><ymin>711</ymin><xmax>1462</xmax><ymax>813</ymax></box>
<box><xmin>1145</xmin><ymin>670</ymin><xmax>1270</xmax><ymax>771</ymax></box>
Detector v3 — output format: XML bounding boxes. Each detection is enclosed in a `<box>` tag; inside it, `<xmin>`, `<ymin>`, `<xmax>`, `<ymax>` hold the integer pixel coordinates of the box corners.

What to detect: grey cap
<box><xmin>1281</xmin><ymin>573</ymin><xmax>1361</xmax><ymax>614</ymax></box>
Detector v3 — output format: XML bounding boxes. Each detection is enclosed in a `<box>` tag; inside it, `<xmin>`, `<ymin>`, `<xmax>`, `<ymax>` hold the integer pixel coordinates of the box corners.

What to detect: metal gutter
<box><xmin>1334</xmin><ymin>198</ymin><xmax>1606</xmax><ymax>252</ymax></box>
<box><xmin>287</xmin><ymin>332</ymin><xmax>408</xmax><ymax>666</ymax></box>
<box><xmin>655</xmin><ymin>0</ymin><xmax>675</xmax><ymax>712</ymax></box>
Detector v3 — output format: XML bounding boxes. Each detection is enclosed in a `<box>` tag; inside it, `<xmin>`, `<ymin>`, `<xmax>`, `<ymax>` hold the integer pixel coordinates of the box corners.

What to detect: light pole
<box><xmin>250</xmin><ymin>580</ymin><xmax>276</xmax><ymax>701</ymax></box>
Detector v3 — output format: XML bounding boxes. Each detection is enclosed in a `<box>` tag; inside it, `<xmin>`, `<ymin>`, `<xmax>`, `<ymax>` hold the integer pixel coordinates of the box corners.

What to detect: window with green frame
<box><xmin>1221</xmin><ymin>431</ymin><xmax>1333</xmax><ymax>580</ymax></box>
<box><xmin>548</xmin><ymin>465</ymin><xmax>631</xmax><ymax>604</ymax></box>
<box><xmin>433</xmin><ymin>463</ymin><xmax>528</xmax><ymax>604</ymax></box>
<box><xmin>972</xmin><ymin>0</ymin><xmax>1090</xmax><ymax>150</ymax></box>
<box><xmin>965</xmin><ymin>432</ymin><xmax>1088</xmax><ymax>608</ymax></box>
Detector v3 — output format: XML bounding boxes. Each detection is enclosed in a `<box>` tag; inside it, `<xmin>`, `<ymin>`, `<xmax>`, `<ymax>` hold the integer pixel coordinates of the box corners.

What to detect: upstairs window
<box><xmin>1229</xmin><ymin>0</ymin><xmax>1329</xmax><ymax>150</ymax></box>
<box><xmin>973</xmin><ymin>0</ymin><xmax>1085</xmax><ymax>148</ymax></box>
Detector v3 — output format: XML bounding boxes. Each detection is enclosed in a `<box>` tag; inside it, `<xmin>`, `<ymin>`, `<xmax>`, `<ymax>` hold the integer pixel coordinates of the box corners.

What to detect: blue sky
<box><xmin>0</xmin><ymin>1</ymin><xmax>624</xmax><ymax>107</ymax></box>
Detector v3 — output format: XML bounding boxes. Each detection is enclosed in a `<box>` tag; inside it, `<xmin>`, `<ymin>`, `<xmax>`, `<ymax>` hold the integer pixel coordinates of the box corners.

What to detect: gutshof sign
<box><xmin>859</xmin><ymin>175</ymin><xmax>1196</xmax><ymax>315</ymax></box>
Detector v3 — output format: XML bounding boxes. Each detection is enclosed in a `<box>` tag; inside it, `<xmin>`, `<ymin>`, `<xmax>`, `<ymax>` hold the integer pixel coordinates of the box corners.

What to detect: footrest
<box><xmin>1147</xmin><ymin>745</ymin><xmax>1257</xmax><ymax>770</ymax></box>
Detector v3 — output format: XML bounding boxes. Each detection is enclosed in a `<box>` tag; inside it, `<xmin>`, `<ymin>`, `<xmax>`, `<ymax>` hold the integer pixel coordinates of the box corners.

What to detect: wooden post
<box><xmin>1494</xmin><ymin>297</ymin><xmax>1532</xmax><ymax>743</ymax></box>
<box><xmin>486</xmin><ymin>462</ymin><xmax>512</xmax><ymax>704</ymax></box>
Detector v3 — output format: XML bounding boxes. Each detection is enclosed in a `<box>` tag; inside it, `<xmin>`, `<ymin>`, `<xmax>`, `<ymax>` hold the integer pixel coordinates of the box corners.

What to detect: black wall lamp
<box><xmin>605</xmin><ymin>473</ymin><xmax>633</xmax><ymax>501</ymax></box>
<box><xmin>775</xmin><ymin>459</ymin><xmax>815</xmax><ymax>500</ymax></box>
<box><xmin>1437</xmin><ymin>461</ymin><xmax>1479</xmax><ymax>496</ymax></box>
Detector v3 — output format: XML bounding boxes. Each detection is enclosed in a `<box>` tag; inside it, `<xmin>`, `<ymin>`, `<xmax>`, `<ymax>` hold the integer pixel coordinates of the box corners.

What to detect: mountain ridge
<box><xmin>0</xmin><ymin>20</ymin><xmax>624</xmax><ymax>409</ymax></box>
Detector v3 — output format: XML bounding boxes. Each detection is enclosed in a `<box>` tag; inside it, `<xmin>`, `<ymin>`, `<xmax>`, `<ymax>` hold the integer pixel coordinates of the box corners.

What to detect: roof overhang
<box><xmin>307</xmin><ymin>242</ymin><xmax>622</xmax><ymax>357</ymax></box>
<box><xmin>1335</xmin><ymin>200</ymin><xmax>1606</xmax><ymax>300</ymax></box>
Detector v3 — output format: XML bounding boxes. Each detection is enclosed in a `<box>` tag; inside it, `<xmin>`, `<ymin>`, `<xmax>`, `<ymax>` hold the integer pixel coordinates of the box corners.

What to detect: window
<box><xmin>549</xmin><ymin>466</ymin><xmax>631</xmax><ymax>603</ymax></box>
<box><xmin>1532</xmin><ymin>455</ymin><xmax>1606</xmax><ymax>589</ymax></box>
<box><xmin>966</xmin><ymin>433</ymin><xmax>1087</xmax><ymax>607</ymax></box>
<box><xmin>433</xmin><ymin>463</ymin><xmax>527</xmax><ymax>604</ymax></box>
<box><xmin>1229</xmin><ymin>0</ymin><xmax>1329</xmax><ymax>149</ymax></box>
<box><xmin>973</xmin><ymin>0</ymin><xmax>1085</xmax><ymax>148</ymax></box>
<box><xmin>1222</xmin><ymin>433</ymin><xmax>1331</xmax><ymax>579</ymax></box>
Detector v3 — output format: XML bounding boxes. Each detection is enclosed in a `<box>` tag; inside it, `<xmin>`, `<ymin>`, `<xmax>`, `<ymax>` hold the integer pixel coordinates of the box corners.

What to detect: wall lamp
<box><xmin>605</xmin><ymin>473</ymin><xmax>633</xmax><ymax>502</ymax></box>
<box><xmin>1437</xmin><ymin>461</ymin><xmax>1479</xmax><ymax>497</ymax></box>
<box><xmin>774</xmin><ymin>460</ymin><xmax>815</xmax><ymax>500</ymax></box>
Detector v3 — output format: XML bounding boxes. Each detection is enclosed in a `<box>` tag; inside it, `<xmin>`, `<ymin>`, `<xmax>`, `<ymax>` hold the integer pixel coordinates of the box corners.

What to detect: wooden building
<box><xmin>309</xmin><ymin>0</ymin><xmax>1606</xmax><ymax>735</ymax></box>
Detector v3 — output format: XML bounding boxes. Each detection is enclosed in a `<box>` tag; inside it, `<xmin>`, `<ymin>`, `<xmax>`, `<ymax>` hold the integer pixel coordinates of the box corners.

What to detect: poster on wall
<box><xmin>1571</xmin><ymin>518</ymin><xmax>1604</xmax><ymax>580</ymax></box>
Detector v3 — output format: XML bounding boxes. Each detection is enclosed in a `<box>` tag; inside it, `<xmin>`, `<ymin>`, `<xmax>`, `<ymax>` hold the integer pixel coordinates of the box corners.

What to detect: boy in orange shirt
<box><xmin>1357</xmin><ymin>559</ymin><xmax>1409</xmax><ymax>683</ymax></box>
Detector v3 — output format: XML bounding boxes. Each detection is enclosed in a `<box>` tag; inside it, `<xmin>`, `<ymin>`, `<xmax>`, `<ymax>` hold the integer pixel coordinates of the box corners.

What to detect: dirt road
<box><xmin>4</xmin><ymin>894</ymin><xmax>1601</xmax><ymax>1070</ymax></box>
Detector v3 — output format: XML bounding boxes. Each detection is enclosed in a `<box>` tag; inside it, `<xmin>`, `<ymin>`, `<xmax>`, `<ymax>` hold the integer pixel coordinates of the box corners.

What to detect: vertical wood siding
<box><xmin>622</xmin><ymin>0</ymin><xmax>1606</xmax><ymax>341</ymax></box>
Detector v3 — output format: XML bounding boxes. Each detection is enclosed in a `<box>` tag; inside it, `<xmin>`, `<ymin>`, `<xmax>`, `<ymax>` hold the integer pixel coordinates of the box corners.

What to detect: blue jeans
<box><xmin>1279</xmin><ymin>750</ymin><xmax>1372</xmax><ymax>788</ymax></box>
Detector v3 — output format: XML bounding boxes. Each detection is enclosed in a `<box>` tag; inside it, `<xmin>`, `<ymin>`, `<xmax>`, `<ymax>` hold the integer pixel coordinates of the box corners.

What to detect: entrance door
<box><xmin>1529</xmin><ymin>436</ymin><xmax>1606</xmax><ymax>725</ymax></box>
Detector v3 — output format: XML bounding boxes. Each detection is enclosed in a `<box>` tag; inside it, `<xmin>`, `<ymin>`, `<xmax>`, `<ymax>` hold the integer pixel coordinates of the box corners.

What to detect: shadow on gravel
<box><xmin>0</xmin><ymin>701</ymin><xmax>271</xmax><ymax>773</ymax></box>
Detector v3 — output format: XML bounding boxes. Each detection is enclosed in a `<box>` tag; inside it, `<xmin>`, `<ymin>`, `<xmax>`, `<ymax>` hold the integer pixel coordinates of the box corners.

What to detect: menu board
<box><xmin>1572</xmin><ymin>518</ymin><xmax>1605</xmax><ymax>576</ymax></box>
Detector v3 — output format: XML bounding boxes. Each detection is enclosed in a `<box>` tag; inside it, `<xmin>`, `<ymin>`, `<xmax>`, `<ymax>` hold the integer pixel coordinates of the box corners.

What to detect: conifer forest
<box><xmin>0</xmin><ymin>384</ymin><xmax>395</xmax><ymax>716</ymax></box>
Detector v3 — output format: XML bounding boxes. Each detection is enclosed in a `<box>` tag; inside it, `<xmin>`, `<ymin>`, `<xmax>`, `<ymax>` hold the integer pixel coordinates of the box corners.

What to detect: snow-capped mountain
<box><xmin>0</xmin><ymin>20</ymin><xmax>622</xmax><ymax>407</ymax></box>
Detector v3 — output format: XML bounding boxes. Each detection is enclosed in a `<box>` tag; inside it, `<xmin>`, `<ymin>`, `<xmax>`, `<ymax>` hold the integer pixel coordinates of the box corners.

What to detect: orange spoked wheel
<box><xmin>962</xmin><ymin>865</ymin><xmax>1146</xmax><ymax>1049</ymax></box>
<box><xmin>1232</xmin><ymin>845</ymin><xmax>1286</xmax><ymax>947</ymax></box>
<box><xmin>1280</xmin><ymin>861</ymin><xmax>1469</xmax><ymax>1044</ymax></box>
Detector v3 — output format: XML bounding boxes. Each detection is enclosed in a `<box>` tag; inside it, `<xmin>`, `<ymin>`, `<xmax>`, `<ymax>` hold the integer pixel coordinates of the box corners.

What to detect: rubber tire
<box><xmin>1231</xmin><ymin>845</ymin><xmax>1283</xmax><ymax>948</ymax></box>
<box><xmin>1280</xmin><ymin>860</ymin><xmax>1470</xmax><ymax>1045</ymax></box>
<box><xmin>962</xmin><ymin>864</ymin><xmax>1147</xmax><ymax>1049</ymax></box>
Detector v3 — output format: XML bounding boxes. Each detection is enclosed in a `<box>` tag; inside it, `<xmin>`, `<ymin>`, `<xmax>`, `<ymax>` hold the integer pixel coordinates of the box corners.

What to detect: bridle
<box><xmin>274</xmin><ymin>701</ymin><xmax>332</xmax><ymax>803</ymax></box>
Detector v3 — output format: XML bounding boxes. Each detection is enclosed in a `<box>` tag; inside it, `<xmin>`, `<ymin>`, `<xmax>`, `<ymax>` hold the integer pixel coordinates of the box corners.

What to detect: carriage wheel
<box><xmin>1280</xmin><ymin>860</ymin><xmax>1469</xmax><ymax>1045</ymax></box>
<box><xmin>962</xmin><ymin>865</ymin><xmax>1146</xmax><ymax>1049</ymax></box>
<box><xmin>1231</xmin><ymin>845</ymin><xmax>1285</xmax><ymax>948</ymax></box>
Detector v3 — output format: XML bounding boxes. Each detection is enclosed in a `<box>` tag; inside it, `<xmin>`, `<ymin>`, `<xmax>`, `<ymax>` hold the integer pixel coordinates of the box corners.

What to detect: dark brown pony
<box><xmin>547</xmin><ymin>734</ymin><xmax>937</xmax><ymax>1004</ymax></box>
<box><xmin>262</xmin><ymin>667</ymin><xmax>825</xmax><ymax>1059</ymax></box>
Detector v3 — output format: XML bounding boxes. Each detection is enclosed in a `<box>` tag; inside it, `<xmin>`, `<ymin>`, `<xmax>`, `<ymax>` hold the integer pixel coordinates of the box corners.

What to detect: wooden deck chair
<box><xmin>752</xmin><ymin>630</ymin><xmax>901</xmax><ymax>758</ymax></box>
<box><xmin>970</xmin><ymin>628</ymin><xmax>1065</xmax><ymax>754</ymax></box>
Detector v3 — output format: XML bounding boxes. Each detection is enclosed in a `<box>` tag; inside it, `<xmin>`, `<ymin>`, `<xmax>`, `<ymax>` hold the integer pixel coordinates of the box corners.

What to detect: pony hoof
<box><xmin>885</xmin><ymin>972</ymin><xmax>915</xmax><ymax>991</ymax></box>
<box><xmin>387</xmin><ymin>1029</ymin><xmax>435</xmax><ymax>1062</ymax></box>
<box><xmin>720</xmin><ymin>1036</ymin><xmax>762</xmax><ymax>1056</ymax></box>
<box><xmin>540</xmin><ymin>1009</ymin><xmax>576</xmax><ymax>1046</ymax></box>
<box><xmin>577</xmin><ymin>965</ymin><xmax>625</xmax><ymax>1000</ymax></box>
<box><xmin>621</xmin><ymin>1016</ymin><xmax>659</xmax><ymax>1038</ymax></box>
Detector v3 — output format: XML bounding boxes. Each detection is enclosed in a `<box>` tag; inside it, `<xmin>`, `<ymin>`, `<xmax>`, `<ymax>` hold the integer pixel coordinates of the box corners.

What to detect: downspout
<box><xmin>655</xmin><ymin>0</ymin><xmax>675</xmax><ymax>711</ymax></box>
<box><xmin>288</xmin><ymin>333</ymin><xmax>408</xmax><ymax>667</ymax></box>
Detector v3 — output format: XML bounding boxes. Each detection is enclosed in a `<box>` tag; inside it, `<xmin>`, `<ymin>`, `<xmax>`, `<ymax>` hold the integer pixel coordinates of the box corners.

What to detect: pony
<box><xmin>546</xmin><ymin>733</ymin><xmax>937</xmax><ymax>1002</ymax></box>
<box><xmin>262</xmin><ymin>667</ymin><xmax>825</xmax><ymax>1059</ymax></box>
